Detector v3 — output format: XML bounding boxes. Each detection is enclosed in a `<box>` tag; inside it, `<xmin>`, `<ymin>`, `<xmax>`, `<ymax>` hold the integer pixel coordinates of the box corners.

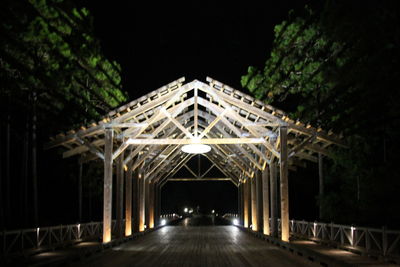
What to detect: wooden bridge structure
<box><xmin>46</xmin><ymin>77</ymin><xmax>345</xmax><ymax>244</ymax></box>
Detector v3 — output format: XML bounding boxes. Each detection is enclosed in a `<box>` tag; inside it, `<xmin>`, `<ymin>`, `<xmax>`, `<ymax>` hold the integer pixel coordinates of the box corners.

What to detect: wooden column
<box><xmin>125</xmin><ymin>160</ymin><xmax>133</xmax><ymax>236</ymax></box>
<box><xmin>145</xmin><ymin>180</ymin><xmax>150</xmax><ymax>229</ymax></box>
<box><xmin>270</xmin><ymin>161</ymin><xmax>278</xmax><ymax>237</ymax></box>
<box><xmin>238</xmin><ymin>183</ymin><xmax>243</xmax><ymax>225</ymax></box>
<box><xmin>262</xmin><ymin>166</ymin><xmax>270</xmax><ymax>235</ymax></box>
<box><xmin>153</xmin><ymin>183</ymin><xmax>158</xmax><ymax>226</ymax></box>
<box><xmin>116</xmin><ymin>151</ymin><xmax>124</xmax><ymax>238</ymax></box>
<box><xmin>243</xmin><ymin>179</ymin><xmax>249</xmax><ymax>228</ymax></box>
<box><xmin>157</xmin><ymin>183</ymin><xmax>162</xmax><ymax>222</ymax></box>
<box><xmin>149</xmin><ymin>182</ymin><xmax>155</xmax><ymax>228</ymax></box>
<box><xmin>256</xmin><ymin>170</ymin><xmax>263</xmax><ymax>232</ymax></box>
<box><xmin>279</xmin><ymin>126</ymin><xmax>289</xmax><ymax>242</ymax></box>
<box><xmin>103</xmin><ymin>128</ymin><xmax>113</xmax><ymax>243</ymax></box>
<box><xmin>251</xmin><ymin>176</ymin><xmax>258</xmax><ymax>231</ymax></box>
<box><xmin>138</xmin><ymin>170</ymin><xmax>145</xmax><ymax>232</ymax></box>
<box><xmin>132</xmin><ymin>168</ymin><xmax>139</xmax><ymax>233</ymax></box>
<box><xmin>318</xmin><ymin>153</ymin><xmax>324</xmax><ymax>220</ymax></box>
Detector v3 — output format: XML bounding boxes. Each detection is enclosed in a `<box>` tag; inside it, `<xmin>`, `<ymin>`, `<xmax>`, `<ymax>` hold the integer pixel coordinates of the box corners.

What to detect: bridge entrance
<box><xmin>47</xmin><ymin>77</ymin><xmax>343</xmax><ymax>244</ymax></box>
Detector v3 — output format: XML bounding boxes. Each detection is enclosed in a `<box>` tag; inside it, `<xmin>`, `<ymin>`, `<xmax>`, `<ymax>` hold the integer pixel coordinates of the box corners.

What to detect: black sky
<box><xmin>78</xmin><ymin>1</ymin><xmax>310</xmax><ymax>97</ymax></box>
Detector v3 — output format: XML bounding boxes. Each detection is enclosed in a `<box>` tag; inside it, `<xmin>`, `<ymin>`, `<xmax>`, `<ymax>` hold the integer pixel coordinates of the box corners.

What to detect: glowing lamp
<box><xmin>233</xmin><ymin>219</ymin><xmax>239</xmax><ymax>225</ymax></box>
<box><xmin>161</xmin><ymin>219</ymin><xmax>166</xmax><ymax>226</ymax></box>
<box><xmin>181</xmin><ymin>144</ymin><xmax>211</xmax><ymax>154</ymax></box>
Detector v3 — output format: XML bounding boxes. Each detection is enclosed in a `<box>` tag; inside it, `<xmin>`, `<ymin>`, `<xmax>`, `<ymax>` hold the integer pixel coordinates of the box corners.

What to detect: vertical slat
<box><xmin>270</xmin><ymin>162</ymin><xmax>278</xmax><ymax>237</ymax></box>
<box><xmin>262</xmin><ymin>166</ymin><xmax>270</xmax><ymax>235</ymax></box>
<box><xmin>103</xmin><ymin>128</ymin><xmax>113</xmax><ymax>243</ymax></box>
<box><xmin>125</xmin><ymin>159</ymin><xmax>133</xmax><ymax>236</ymax></box>
<box><xmin>280</xmin><ymin>126</ymin><xmax>289</xmax><ymax>242</ymax></box>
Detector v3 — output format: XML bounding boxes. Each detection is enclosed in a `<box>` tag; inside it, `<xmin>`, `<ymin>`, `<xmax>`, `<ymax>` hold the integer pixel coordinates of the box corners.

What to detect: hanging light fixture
<box><xmin>181</xmin><ymin>143</ymin><xmax>211</xmax><ymax>154</ymax></box>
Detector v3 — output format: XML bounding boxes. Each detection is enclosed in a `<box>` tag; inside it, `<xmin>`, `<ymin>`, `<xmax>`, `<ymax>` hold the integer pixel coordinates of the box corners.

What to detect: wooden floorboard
<box><xmin>70</xmin><ymin>222</ymin><xmax>317</xmax><ymax>267</ymax></box>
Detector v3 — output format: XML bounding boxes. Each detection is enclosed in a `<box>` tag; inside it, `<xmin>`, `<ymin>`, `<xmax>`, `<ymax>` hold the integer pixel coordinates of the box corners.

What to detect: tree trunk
<box><xmin>32</xmin><ymin>91</ymin><xmax>38</xmax><ymax>226</ymax></box>
<box><xmin>6</xmin><ymin>113</ymin><xmax>11</xmax><ymax>227</ymax></box>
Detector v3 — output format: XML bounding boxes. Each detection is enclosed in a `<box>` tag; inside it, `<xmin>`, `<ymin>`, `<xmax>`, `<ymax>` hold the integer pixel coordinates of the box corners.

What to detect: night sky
<box><xmin>72</xmin><ymin>1</ymin><xmax>312</xmax><ymax>215</ymax></box>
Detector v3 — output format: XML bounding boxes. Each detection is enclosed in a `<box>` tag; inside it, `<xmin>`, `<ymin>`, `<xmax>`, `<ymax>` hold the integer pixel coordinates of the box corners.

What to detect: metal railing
<box><xmin>0</xmin><ymin>214</ymin><xmax>179</xmax><ymax>257</ymax></box>
<box><xmin>222</xmin><ymin>214</ymin><xmax>400</xmax><ymax>259</ymax></box>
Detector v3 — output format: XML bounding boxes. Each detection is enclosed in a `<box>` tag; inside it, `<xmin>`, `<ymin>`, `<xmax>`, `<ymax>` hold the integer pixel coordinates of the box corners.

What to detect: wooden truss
<box><xmin>46</xmin><ymin>77</ymin><xmax>345</xmax><ymax>243</ymax></box>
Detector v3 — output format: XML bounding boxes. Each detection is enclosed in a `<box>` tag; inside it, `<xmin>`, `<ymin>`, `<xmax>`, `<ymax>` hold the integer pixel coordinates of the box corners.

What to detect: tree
<box><xmin>0</xmin><ymin>0</ymin><xmax>128</xmax><ymax>228</ymax></box>
<box><xmin>241</xmin><ymin>1</ymin><xmax>400</xmax><ymax>227</ymax></box>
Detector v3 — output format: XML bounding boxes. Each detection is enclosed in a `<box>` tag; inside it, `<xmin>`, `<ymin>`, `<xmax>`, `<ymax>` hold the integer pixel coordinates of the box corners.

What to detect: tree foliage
<box><xmin>242</xmin><ymin>1</ymin><xmax>400</xmax><ymax>227</ymax></box>
<box><xmin>0</xmin><ymin>0</ymin><xmax>128</xmax><ymax>133</ymax></box>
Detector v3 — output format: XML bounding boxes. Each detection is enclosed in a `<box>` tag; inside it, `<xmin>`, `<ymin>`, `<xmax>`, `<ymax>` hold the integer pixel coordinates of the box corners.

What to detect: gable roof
<box><xmin>46</xmin><ymin>77</ymin><xmax>345</xmax><ymax>186</ymax></box>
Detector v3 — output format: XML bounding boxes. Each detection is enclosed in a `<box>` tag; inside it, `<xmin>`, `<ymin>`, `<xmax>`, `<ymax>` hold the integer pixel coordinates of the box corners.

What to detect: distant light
<box><xmin>250</xmin><ymin>224</ymin><xmax>253</xmax><ymax>229</ymax></box>
<box><xmin>144</xmin><ymin>225</ymin><xmax>147</xmax><ymax>229</ymax></box>
<box><xmin>179</xmin><ymin>216</ymin><xmax>182</xmax><ymax>218</ymax></box>
<box><xmin>161</xmin><ymin>219</ymin><xmax>166</xmax><ymax>226</ymax></box>
<box><xmin>211</xmin><ymin>210</ymin><xmax>215</xmax><ymax>214</ymax></box>
<box><xmin>184</xmin><ymin>207</ymin><xmax>188</xmax><ymax>213</ymax></box>
<box><xmin>181</xmin><ymin>144</ymin><xmax>211</xmax><ymax>154</ymax></box>
<box><xmin>189</xmin><ymin>209</ymin><xmax>193</xmax><ymax>214</ymax></box>
<box><xmin>233</xmin><ymin>219</ymin><xmax>239</xmax><ymax>225</ymax></box>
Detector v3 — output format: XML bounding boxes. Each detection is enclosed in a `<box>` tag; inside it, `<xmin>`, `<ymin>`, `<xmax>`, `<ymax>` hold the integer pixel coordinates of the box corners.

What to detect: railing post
<box><xmin>330</xmin><ymin>222</ymin><xmax>334</xmax><ymax>241</ymax></box>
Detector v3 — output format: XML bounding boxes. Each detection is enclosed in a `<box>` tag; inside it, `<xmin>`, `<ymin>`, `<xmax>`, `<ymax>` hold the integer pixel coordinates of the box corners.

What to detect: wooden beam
<box><xmin>102</xmin><ymin>128</ymin><xmax>113</xmax><ymax>243</ymax></box>
<box><xmin>288</xmin><ymin>135</ymin><xmax>316</xmax><ymax>158</ymax></box>
<box><xmin>74</xmin><ymin>137</ymin><xmax>104</xmax><ymax>160</ymax></box>
<box><xmin>126</xmin><ymin>137</ymin><xmax>265</xmax><ymax>145</ymax></box>
<box><xmin>279</xmin><ymin>126</ymin><xmax>289</xmax><ymax>242</ymax></box>
<box><xmin>167</xmin><ymin>177</ymin><xmax>231</xmax><ymax>181</ymax></box>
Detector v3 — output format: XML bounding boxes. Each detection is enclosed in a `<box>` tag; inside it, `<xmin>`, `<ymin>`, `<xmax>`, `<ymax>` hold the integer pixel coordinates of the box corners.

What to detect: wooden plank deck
<box><xmin>71</xmin><ymin>218</ymin><xmax>316</xmax><ymax>267</ymax></box>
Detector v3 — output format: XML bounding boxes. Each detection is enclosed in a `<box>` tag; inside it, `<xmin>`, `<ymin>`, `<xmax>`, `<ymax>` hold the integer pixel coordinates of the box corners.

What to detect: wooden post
<box><xmin>116</xmin><ymin>151</ymin><xmax>124</xmax><ymax>238</ymax></box>
<box><xmin>238</xmin><ymin>183</ymin><xmax>243</xmax><ymax>225</ymax></box>
<box><xmin>132</xmin><ymin>168</ymin><xmax>139</xmax><ymax>233</ymax></box>
<box><xmin>262</xmin><ymin>165</ymin><xmax>270</xmax><ymax>235</ymax></box>
<box><xmin>125</xmin><ymin>159</ymin><xmax>133</xmax><ymax>236</ymax></box>
<box><xmin>157</xmin><ymin>183</ymin><xmax>162</xmax><ymax>222</ymax></box>
<box><xmin>256</xmin><ymin>170</ymin><xmax>262</xmax><ymax>232</ymax></box>
<box><xmin>279</xmin><ymin>126</ymin><xmax>289</xmax><ymax>242</ymax></box>
<box><xmin>270</xmin><ymin>161</ymin><xmax>278</xmax><ymax>237</ymax></box>
<box><xmin>154</xmin><ymin>183</ymin><xmax>159</xmax><ymax>226</ymax></box>
<box><xmin>243</xmin><ymin>179</ymin><xmax>249</xmax><ymax>228</ymax></box>
<box><xmin>145</xmin><ymin>179</ymin><xmax>150</xmax><ymax>229</ymax></box>
<box><xmin>149</xmin><ymin>182</ymin><xmax>155</xmax><ymax>228</ymax></box>
<box><xmin>251</xmin><ymin>176</ymin><xmax>258</xmax><ymax>231</ymax></box>
<box><xmin>103</xmin><ymin>128</ymin><xmax>113</xmax><ymax>243</ymax></box>
<box><xmin>138</xmin><ymin>170</ymin><xmax>145</xmax><ymax>232</ymax></box>
<box><xmin>318</xmin><ymin>153</ymin><xmax>324</xmax><ymax>220</ymax></box>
